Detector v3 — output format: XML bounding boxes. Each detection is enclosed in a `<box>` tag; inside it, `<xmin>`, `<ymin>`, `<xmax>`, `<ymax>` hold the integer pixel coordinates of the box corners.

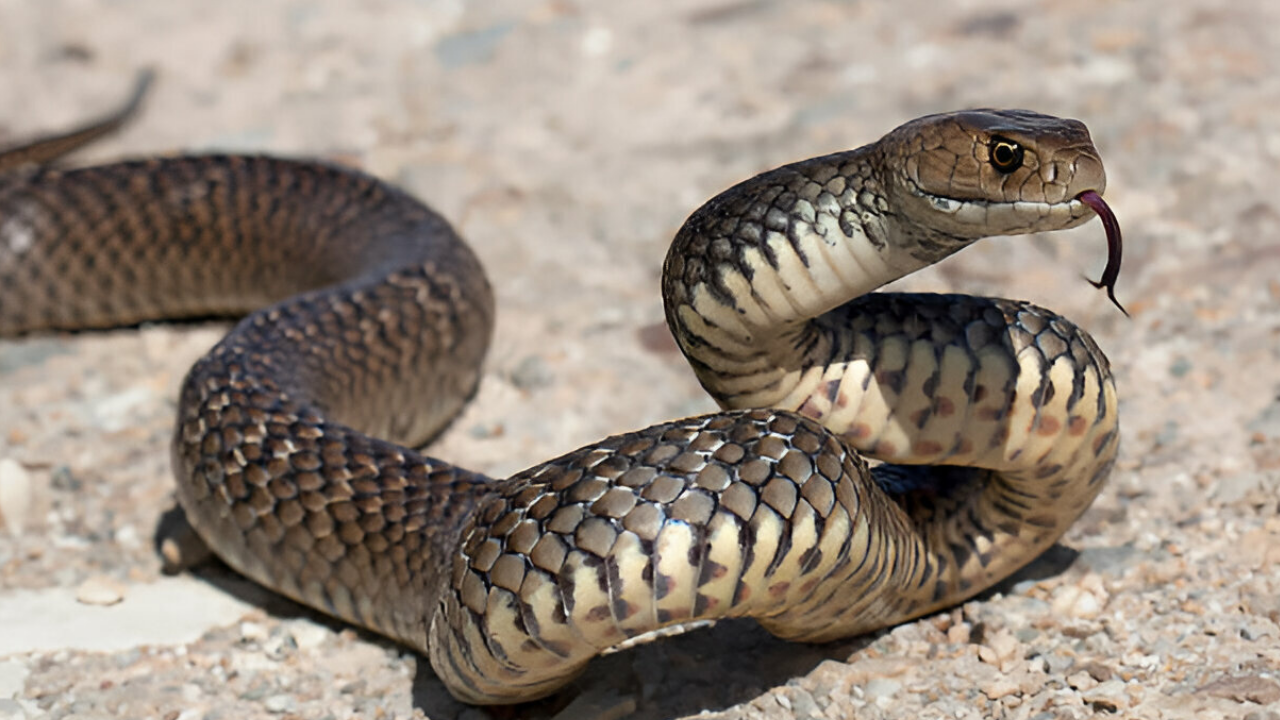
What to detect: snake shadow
<box><xmin>409</xmin><ymin>544</ymin><xmax>1082</xmax><ymax>720</ymax></box>
<box><xmin>410</xmin><ymin>618</ymin><xmax>874</xmax><ymax>720</ymax></box>
<box><xmin>155</xmin><ymin>506</ymin><xmax>1080</xmax><ymax>720</ymax></box>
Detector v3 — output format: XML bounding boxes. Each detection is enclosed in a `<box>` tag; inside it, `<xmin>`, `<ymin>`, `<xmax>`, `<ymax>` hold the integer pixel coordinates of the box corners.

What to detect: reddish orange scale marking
<box><xmin>1068</xmin><ymin>416</ymin><xmax>1088</xmax><ymax>436</ymax></box>
<box><xmin>1036</xmin><ymin>416</ymin><xmax>1061</xmax><ymax>436</ymax></box>
<box><xmin>849</xmin><ymin>422</ymin><xmax>873</xmax><ymax>439</ymax></box>
<box><xmin>913</xmin><ymin>440</ymin><xmax>943</xmax><ymax>455</ymax></box>
<box><xmin>934</xmin><ymin>396</ymin><xmax>956</xmax><ymax>417</ymax></box>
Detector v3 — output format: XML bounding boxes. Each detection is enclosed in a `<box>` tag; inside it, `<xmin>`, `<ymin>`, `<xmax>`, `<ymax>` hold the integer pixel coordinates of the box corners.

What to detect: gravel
<box><xmin>1</xmin><ymin>1</ymin><xmax>1278</xmax><ymax>718</ymax></box>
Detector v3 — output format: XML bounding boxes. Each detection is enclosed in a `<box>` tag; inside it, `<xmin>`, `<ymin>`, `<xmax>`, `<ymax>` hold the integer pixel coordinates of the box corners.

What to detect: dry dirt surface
<box><xmin>1</xmin><ymin>1</ymin><xmax>1279</xmax><ymax>719</ymax></box>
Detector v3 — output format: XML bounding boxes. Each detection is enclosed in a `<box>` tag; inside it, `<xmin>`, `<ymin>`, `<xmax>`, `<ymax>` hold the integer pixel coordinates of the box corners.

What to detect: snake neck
<box><xmin>662</xmin><ymin>145</ymin><xmax>963</xmax><ymax>411</ymax></box>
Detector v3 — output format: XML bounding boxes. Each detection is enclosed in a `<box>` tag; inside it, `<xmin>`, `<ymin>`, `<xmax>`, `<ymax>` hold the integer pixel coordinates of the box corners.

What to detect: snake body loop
<box><xmin>0</xmin><ymin>88</ymin><xmax>1119</xmax><ymax>704</ymax></box>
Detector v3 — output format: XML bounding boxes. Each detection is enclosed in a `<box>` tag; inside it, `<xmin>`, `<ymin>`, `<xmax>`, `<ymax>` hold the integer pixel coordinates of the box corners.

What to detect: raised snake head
<box><xmin>880</xmin><ymin>108</ymin><xmax>1107</xmax><ymax>242</ymax></box>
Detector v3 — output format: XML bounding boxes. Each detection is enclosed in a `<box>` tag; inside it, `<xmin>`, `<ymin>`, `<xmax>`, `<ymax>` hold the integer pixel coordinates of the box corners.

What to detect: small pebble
<box><xmin>1044</xmin><ymin>653</ymin><xmax>1075</xmax><ymax>675</ymax></box>
<box><xmin>1066</xmin><ymin>671</ymin><xmax>1097</xmax><ymax>691</ymax></box>
<box><xmin>75</xmin><ymin>576</ymin><xmax>126</xmax><ymax>606</ymax></box>
<box><xmin>1051</xmin><ymin>583</ymin><xmax>1106</xmax><ymax>619</ymax></box>
<box><xmin>0</xmin><ymin>698</ymin><xmax>27</xmax><ymax>719</ymax></box>
<box><xmin>863</xmin><ymin>678</ymin><xmax>901</xmax><ymax>701</ymax></box>
<box><xmin>262</xmin><ymin>694</ymin><xmax>297</xmax><ymax>714</ymax></box>
<box><xmin>1198</xmin><ymin>674</ymin><xmax>1280</xmax><ymax>704</ymax></box>
<box><xmin>983</xmin><ymin>676</ymin><xmax>1021</xmax><ymax>700</ymax></box>
<box><xmin>783</xmin><ymin>688</ymin><xmax>820</xmax><ymax>716</ymax></box>
<box><xmin>240</xmin><ymin>621</ymin><xmax>270</xmax><ymax>644</ymax></box>
<box><xmin>0</xmin><ymin>458</ymin><xmax>33</xmax><ymax>537</ymax></box>
<box><xmin>113</xmin><ymin>523</ymin><xmax>140</xmax><ymax>548</ymax></box>
<box><xmin>1082</xmin><ymin>680</ymin><xmax>1131</xmax><ymax>711</ymax></box>
<box><xmin>509</xmin><ymin>355</ymin><xmax>552</xmax><ymax>390</ymax></box>
<box><xmin>1082</xmin><ymin>661</ymin><xmax>1114</xmax><ymax>682</ymax></box>
<box><xmin>285</xmin><ymin>619</ymin><xmax>333</xmax><ymax>652</ymax></box>
<box><xmin>983</xmin><ymin>629</ymin><xmax>1020</xmax><ymax>668</ymax></box>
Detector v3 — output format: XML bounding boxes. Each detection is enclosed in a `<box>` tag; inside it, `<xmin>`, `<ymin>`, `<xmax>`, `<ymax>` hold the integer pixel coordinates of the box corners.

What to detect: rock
<box><xmin>946</xmin><ymin>621</ymin><xmax>972</xmax><ymax>644</ymax></box>
<box><xmin>1197</xmin><ymin>675</ymin><xmax>1280</xmax><ymax>704</ymax></box>
<box><xmin>1066</xmin><ymin>671</ymin><xmax>1097</xmax><ymax>691</ymax></box>
<box><xmin>1241</xmin><ymin>584</ymin><xmax>1280</xmax><ymax>623</ymax></box>
<box><xmin>1082</xmin><ymin>680</ymin><xmax>1132</xmax><ymax>711</ymax></box>
<box><xmin>863</xmin><ymin>677</ymin><xmax>901</xmax><ymax>701</ymax></box>
<box><xmin>981</xmin><ymin>676</ymin><xmax>1021</xmax><ymax>700</ymax></box>
<box><xmin>75</xmin><ymin>575</ymin><xmax>126</xmax><ymax>606</ymax></box>
<box><xmin>1081</xmin><ymin>661</ymin><xmax>1114</xmax><ymax>682</ymax></box>
<box><xmin>262</xmin><ymin>694</ymin><xmax>297</xmax><ymax>714</ymax></box>
<box><xmin>1050</xmin><ymin>582</ymin><xmax>1106</xmax><ymax>619</ymax></box>
<box><xmin>981</xmin><ymin>629</ymin><xmax>1021</xmax><ymax>669</ymax></box>
<box><xmin>285</xmin><ymin>618</ymin><xmax>333</xmax><ymax>652</ymax></box>
<box><xmin>239</xmin><ymin>621</ymin><xmax>270</xmax><ymax>644</ymax></box>
<box><xmin>0</xmin><ymin>458</ymin><xmax>33</xmax><ymax>537</ymax></box>
<box><xmin>782</xmin><ymin>687</ymin><xmax>820</xmax><ymax>717</ymax></box>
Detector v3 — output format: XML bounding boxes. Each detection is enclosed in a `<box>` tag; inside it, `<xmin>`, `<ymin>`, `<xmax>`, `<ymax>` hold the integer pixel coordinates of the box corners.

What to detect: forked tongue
<box><xmin>1077</xmin><ymin>190</ymin><xmax>1127</xmax><ymax>316</ymax></box>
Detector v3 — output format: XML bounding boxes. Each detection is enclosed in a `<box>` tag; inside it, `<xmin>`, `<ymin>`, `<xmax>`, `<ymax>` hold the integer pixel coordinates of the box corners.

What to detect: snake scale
<box><xmin>0</xmin><ymin>76</ymin><xmax>1122</xmax><ymax>704</ymax></box>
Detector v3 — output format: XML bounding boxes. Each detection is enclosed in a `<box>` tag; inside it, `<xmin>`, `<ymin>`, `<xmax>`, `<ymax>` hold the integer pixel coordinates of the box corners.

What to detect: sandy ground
<box><xmin>1</xmin><ymin>1</ymin><xmax>1278</xmax><ymax>718</ymax></box>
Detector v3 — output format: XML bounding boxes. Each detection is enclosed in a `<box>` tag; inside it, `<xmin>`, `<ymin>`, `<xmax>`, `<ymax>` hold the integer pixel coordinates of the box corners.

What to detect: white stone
<box><xmin>75</xmin><ymin>575</ymin><xmax>126</xmax><ymax>606</ymax></box>
<box><xmin>285</xmin><ymin>618</ymin><xmax>333</xmax><ymax>651</ymax></box>
<box><xmin>0</xmin><ymin>459</ymin><xmax>32</xmax><ymax>537</ymax></box>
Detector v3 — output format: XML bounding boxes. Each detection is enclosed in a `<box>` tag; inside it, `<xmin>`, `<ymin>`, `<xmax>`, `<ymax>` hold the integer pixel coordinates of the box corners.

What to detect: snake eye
<box><xmin>988</xmin><ymin>137</ymin><xmax>1024</xmax><ymax>173</ymax></box>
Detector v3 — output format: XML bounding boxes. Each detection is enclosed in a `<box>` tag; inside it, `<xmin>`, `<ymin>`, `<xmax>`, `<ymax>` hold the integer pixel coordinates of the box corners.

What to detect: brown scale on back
<box><xmin>0</xmin><ymin>77</ymin><xmax>1122</xmax><ymax>704</ymax></box>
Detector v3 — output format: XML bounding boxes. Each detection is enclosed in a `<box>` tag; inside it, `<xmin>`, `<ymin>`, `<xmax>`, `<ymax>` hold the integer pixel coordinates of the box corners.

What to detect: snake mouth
<box><xmin>1076</xmin><ymin>190</ymin><xmax>1126</xmax><ymax>316</ymax></box>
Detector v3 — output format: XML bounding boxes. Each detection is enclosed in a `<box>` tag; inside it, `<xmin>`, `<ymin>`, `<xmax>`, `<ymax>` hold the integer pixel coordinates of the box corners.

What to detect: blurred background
<box><xmin>1</xmin><ymin>2</ymin><xmax>1278</xmax><ymax>719</ymax></box>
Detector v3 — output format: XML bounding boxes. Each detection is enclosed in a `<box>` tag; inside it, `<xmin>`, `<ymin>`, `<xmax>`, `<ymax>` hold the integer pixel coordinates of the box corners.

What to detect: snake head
<box><xmin>880</xmin><ymin>109</ymin><xmax>1105</xmax><ymax>242</ymax></box>
<box><xmin>877</xmin><ymin>109</ymin><xmax>1125</xmax><ymax>313</ymax></box>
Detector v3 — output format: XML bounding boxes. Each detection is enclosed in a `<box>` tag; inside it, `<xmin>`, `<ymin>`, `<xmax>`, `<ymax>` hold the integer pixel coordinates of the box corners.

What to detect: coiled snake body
<box><xmin>0</xmin><ymin>81</ymin><xmax>1121</xmax><ymax>704</ymax></box>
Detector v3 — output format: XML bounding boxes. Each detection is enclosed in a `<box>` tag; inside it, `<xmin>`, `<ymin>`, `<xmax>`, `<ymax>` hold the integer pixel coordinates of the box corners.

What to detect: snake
<box><xmin>0</xmin><ymin>74</ymin><xmax>1123</xmax><ymax>705</ymax></box>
